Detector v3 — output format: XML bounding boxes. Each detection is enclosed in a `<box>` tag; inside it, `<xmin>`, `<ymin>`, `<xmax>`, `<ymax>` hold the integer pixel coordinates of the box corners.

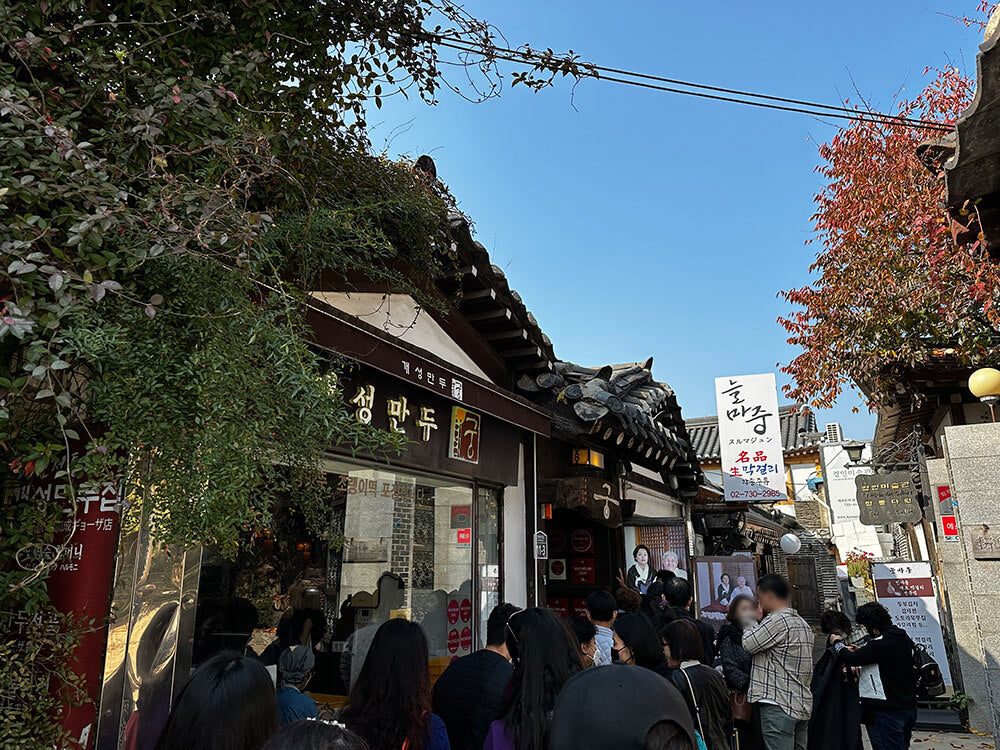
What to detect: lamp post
<box><xmin>969</xmin><ymin>367</ymin><xmax>1000</xmax><ymax>422</ymax></box>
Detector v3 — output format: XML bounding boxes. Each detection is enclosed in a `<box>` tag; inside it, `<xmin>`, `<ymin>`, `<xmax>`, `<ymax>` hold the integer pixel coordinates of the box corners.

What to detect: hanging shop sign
<box><xmin>449</xmin><ymin>406</ymin><xmax>481</xmax><ymax>464</ymax></box>
<box><xmin>714</xmin><ymin>373</ymin><xmax>787</xmax><ymax>502</ymax></box>
<box><xmin>555</xmin><ymin>476</ymin><xmax>622</xmax><ymax>526</ymax></box>
<box><xmin>821</xmin><ymin>442</ymin><xmax>872</xmax><ymax>522</ymax></box>
<box><xmin>855</xmin><ymin>472</ymin><xmax>922</xmax><ymax>525</ymax></box>
<box><xmin>872</xmin><ymin>562</ymin><xmax>952</xmax><ymax>686</ymax></box>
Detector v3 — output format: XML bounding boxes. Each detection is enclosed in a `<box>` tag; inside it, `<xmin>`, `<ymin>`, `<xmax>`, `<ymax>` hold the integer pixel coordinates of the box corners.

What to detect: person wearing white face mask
<box><xmin>568</xmin><ymin>615</ymin><xmax>600</xmax><ymax>668</ymax></box>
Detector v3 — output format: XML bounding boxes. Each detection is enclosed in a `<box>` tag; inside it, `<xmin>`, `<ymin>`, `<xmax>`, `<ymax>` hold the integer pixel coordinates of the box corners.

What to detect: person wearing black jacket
<box><xmin>664</xmin><ymin>577</ymin><xmax>715</xmax><ymax>664</ymax></box>
<box><xmin>809</xmin><ymin>610</ymin><xmax>862</xmax><ymax>750</ymax></box>
<box><xmin>663</xmin><ymin>619</ymin><xmax>732</xmax><ymax>750</ymax></box>
<box><xmin>832</xmin><ymin>603</ymin><xmax>917</xmax><ymax>750</ymax></box>
<box><xmin>432</xmin><ymin>602</ymin><xmax>518</xmax><ymax>750</ymax></box>
<box><xmin>717</xmin><ymin>595</ymin><xmax>759</xmax><ymax>750</ymax></box>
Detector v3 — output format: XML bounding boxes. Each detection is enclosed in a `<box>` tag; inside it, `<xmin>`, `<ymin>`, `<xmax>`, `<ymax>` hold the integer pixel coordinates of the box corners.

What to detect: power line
<box><xmin>422</xmin><ymin>34</ymin><xmax>954</xmax><ymax>133</ymax></box>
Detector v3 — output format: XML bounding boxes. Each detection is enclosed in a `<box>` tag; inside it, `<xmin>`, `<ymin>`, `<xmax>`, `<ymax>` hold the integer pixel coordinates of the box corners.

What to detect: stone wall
<box><xmin>937</xmin><ymin>423</ymin><xmax>1000</xmax><ymax>735</ymax></box>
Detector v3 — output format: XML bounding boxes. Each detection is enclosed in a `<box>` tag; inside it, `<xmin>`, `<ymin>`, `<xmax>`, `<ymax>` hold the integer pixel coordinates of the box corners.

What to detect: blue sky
<box><xmin>369</xmin><ymin>1</ymin><xmax>982</xmax><ymax>439</ymax></box>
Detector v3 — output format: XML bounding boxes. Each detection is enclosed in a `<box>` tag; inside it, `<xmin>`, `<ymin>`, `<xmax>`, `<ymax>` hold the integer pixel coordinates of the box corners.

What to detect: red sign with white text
<box><xmin>8</xmin><ymin>474</ymin><xmax>121</xmax><ymax>748</ymax></box>
<box><xmin>874</xmin><ymin>577</ymin><xmax>935</xmax><ymax>598</ymax></box>
<box><xmin>941</xmin><ymin>515</ymin><xmax>959</xmax><ymax>539</ymax></box>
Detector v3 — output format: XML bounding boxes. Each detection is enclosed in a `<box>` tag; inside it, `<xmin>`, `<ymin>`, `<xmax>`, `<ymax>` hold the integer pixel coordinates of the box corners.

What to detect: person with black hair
<box><xmin>833</xmin><ymin>602</ymin><xmax>917</xmax><ymax>750</ymax></box>
<box><xmin>341</xmin><ymin>619</ymin><xmax>450</xmax><ymax>750</ymax></box>
<box><xmin>568</xmin><ymin>615</ymin><xmax>600</xmax><ymax>668</ymax></box>
<box><xmin>810</xmin><ymin>610</ymin><xmax>862</xmax><ymax>750</ymax></box>
<box><xmin>641</xmin><ymin>581</ymin><xmax>673</xmax><ymax>631</ymax></box>
<box><xmin>663</xmin><ymin>577</ymin><xmax>715</xmax><ymax>664</ymax></box>
<box><xmin>549</xmin><ymin>665</ymin><xmax>698</xmax><ymax>750</ymax></box>
<box><xmin>613</xmin><ymin>613</ymin><xmax>673</xmax><ymax>679</ymax></box>
<box><xmin>663</xmin><ymin>619</ymin><xmax>732</xmax><ymax>750</ymax></box>
<box><xmin>586</xmin><ymin>590</ymin><xmax>617</xmax><ymax>666</ymax></box>
<box><xmin>717</xmin><ymin>595</ymin><xmax>759</xmax><ymax>750</ymax></box>
<box><xmin>627</xmin><ymin>544</ymin><xmax>656</xmax><ymax>594</ymax></box>
<box><xmin>263</xmin><ymin>719</ymin><xmax>369</xmax><ymax>750</ymax></box>
<box><xmin>484</xmin><ymin>607</ymin><xmax>581</xmax><ymax>750</ymax></box>
<box><xmin>741</xmin><ymin>574</ymin><xmax>813</xmax><ymax>750</ymax></box>
<box><xmin>155</xmin><ymin>651</ymin><xmax>278</xmax><ymax>750</ymax></box>
<box><xmin>432</xmin><ymin>602</ymin><xmax>518</xmax><ymax>750</ymax></box>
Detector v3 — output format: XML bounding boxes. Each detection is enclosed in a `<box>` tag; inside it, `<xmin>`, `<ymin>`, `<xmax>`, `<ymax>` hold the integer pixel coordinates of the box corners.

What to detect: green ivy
<box><xmin>0</xmin><ymin>1</ymin><xmax>485</xmax><ymax>744</ymax></box>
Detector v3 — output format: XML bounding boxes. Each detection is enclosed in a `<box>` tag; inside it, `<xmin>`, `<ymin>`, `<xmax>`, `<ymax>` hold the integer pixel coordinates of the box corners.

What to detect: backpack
<box><xmin>913</xmin><ymin>643</ymin><xmax>945</xmax><ymax>698</ymax></box>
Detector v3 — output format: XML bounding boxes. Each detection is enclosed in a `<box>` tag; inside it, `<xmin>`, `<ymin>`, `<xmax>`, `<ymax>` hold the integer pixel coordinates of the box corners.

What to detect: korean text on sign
<box><xmin>714</xmin><ymin>373</ymin><xmax>787</xmax><ymax>502</ymax></box>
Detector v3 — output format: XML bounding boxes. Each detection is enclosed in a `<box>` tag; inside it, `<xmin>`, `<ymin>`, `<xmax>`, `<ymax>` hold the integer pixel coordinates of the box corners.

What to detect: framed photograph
<box><xmin>692</xmin><ymin>556</ymin><xmax>758</xmax><ymax>630</ymax></box>
<box><xmin>623</xmin><ymin>522</ymin><xmax>689</xmax><ymax>594</ymax></box>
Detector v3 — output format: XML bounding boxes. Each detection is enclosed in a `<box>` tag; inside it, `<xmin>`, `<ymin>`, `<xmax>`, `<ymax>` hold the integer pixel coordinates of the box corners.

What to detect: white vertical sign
<box><xmin>872</xmin><ymin>561</ymin><xmax>953</xmax><ymax>686</ymax></box>
<box><xmin>715</xmin><ymin>373</ymin><xmax>787</xmax><ymax>502</ymax></box>
<box><xmin>821</xmin><ymin>442</ymin><xmax>873</xmax><ymax>522</ymax></box>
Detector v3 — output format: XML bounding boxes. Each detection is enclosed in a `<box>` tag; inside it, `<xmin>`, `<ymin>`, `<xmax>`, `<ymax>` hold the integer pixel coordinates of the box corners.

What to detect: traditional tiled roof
<box><xmin>441</xmin><ymin>208</ymin><xmax>557</xmax><ymax>373</ymax></box>
<box><xmin>517</xmin><ymin>359</ymin><xmax>701</xmax><ymax>496</ymax></box>
<box><xmin>685</xmin><ymin>405</ymin><xmax>819</xmax><ymax>462</ymax></box>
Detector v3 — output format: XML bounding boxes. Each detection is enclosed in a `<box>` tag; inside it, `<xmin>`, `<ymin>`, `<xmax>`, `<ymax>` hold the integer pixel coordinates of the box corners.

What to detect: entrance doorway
<box><xmin>786</xmin><ymin>557</ymin><xmax>821</xmax><ymax>621</ymax></box>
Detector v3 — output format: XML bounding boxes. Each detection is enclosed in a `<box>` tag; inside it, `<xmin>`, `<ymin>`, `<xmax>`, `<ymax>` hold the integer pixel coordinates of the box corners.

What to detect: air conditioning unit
<box><xmin>824</xmin><ymin>422</ymin><xmax>844</xmax><ymax>443</ymax></box>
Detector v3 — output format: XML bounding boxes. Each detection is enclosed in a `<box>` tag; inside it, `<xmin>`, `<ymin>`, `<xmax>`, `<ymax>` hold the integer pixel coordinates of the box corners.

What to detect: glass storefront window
<box><xmin>330</xmin><ymin>460</ymin><xmax>474</xmax><ymax>677</ymax></box>
<box><xmin>476</xmin><ymin>487</ymin><xmax>500</xmax><ymax>649</ymax></box>
<box><xmin>189</xmin><ymin>457</ymin><xmax>495</xmax><ymax>701</ymax></box>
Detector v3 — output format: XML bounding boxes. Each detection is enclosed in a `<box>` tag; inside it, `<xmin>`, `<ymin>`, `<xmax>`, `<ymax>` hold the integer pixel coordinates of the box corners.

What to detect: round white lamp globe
<box><xmin>779</xmin><ymin>533</ymin><xmax>802</xmax><ymax>554</ymax></box>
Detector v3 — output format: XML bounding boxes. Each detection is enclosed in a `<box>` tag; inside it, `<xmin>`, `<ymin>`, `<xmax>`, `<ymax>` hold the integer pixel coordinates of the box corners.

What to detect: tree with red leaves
<box><xmin>778</xmin><ymin>65</ymin><xmax>1000</xmax><ymax>413</ymax></box>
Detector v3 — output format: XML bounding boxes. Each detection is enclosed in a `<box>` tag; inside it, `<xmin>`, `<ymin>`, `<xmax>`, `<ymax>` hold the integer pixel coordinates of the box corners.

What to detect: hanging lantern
<box><xmin>779</xmin><ymin>533</ymin><xmax>802</xmax><ymax>554</ymax></box>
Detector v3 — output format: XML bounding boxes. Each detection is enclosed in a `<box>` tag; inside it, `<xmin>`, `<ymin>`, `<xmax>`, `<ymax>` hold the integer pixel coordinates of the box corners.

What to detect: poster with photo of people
<box><xmin>693</xmin><ymin>556</ymin><xmax>757</xmax><ymax>629</ymax></box>
<box><xmin>623</xmin><ymin>524</ymin><xmax>689</xmax><ymax>594</ymax></box>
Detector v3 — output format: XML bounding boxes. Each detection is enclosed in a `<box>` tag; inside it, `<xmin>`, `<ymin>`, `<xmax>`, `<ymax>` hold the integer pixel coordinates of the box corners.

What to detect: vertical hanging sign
<box><xmin>715</xmin><ymin>373</ymin><xmax>787</xmax><ymax>502</ymax></box>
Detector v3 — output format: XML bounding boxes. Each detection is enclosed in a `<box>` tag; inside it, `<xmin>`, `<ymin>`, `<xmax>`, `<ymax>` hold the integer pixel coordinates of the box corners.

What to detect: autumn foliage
<box><xmin>778</xmin><ymin>66</ymin><xmax>1000</xmax><ymax>411</ymax></box>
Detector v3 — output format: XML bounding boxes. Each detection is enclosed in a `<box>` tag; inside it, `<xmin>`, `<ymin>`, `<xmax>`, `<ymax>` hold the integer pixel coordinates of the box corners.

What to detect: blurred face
<box><xmin>721</xmin><ymin>574</ymin><xmax>730</xmax><ymax>586</ymax></box>
<box><xmin>758</xmin><ymin>590</ymin><xmax>780</xmax><ymax>615</ymax></box>
<box><xmin>612</xmin><ymin>631</ymin><xmax>633</xmax><ymax>665</ymax></box>
<box><xmin>737</xmin><ymin>576</ymin><xmax>746</xmax><ymax>587</ymax></box>
<box><xmin>662</xmin><ymin>552</ymin><xmax>678</xmax><ymax>570</ymax></box>
<box><xmin>636</xmin><ymin>549</ymin><xmax>649</xmax><ymax>566</ymax></box>
<box><xmin>734</xmin><ymin>598</ymin><xmax>756</xmax><ymax>624</ymax></box>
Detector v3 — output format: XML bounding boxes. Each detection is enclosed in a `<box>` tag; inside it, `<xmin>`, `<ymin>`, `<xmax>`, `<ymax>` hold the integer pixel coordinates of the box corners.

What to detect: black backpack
<box><xmin>913</xmin><ymin>643</ymin><xmax>946</xmax><ymax>698</ymax></box>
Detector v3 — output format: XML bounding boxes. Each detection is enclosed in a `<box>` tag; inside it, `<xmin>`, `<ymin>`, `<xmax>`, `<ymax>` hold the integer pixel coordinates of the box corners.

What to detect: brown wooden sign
<box><xmin>855</xmin><ymin>472</ymin><xmax>923</xmax><ymax>525</ymax></box>
<box><xmin>555</xmin><ymin>476</ymin><xmax>622</xmax><ymax>527</ymax></box>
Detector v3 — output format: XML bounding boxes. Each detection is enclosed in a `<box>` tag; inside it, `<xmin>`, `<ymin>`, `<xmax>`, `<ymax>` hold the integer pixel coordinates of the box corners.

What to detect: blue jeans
<box><xmin>866</xmin><ymin>708</ymin><xmax>918</xmax><ymax>750</ymax></box>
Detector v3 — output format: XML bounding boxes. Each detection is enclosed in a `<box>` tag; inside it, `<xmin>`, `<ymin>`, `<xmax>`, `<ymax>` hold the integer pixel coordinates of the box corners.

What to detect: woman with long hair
<box><xmin>613</xmin><ymin>613</ymin><xmax>673</xmax><ymax>679</ymax></box>
<box><xmin>341</xmin><ymin>619</ymin><xmax>449</xmax><ymax>750</ymax></box>
<box><xmin>716</xmin><ymin>595</ymin><xmax>759</xmax><ymax>750</ymax></box>
<box><xmin>662</xmin><ymin>620</ymin><xmax>732</xmax><ymax>750</ymax></box>
<box><xmin>485</xmin><ymin>607</ymin><xmax>581</xmax><ymax>750</ymax></box>
<box><xmin>156</xmin><ymin>651</ymin><xmax>278</xmax><ymax>750</ymax></box>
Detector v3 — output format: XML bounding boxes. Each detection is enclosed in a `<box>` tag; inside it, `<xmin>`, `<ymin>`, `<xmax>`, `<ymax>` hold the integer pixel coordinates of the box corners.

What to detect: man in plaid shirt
<box><xmin>741</xmin><ymin>574</ymin><xmax>814</xmax><ymax>750</ymax></box>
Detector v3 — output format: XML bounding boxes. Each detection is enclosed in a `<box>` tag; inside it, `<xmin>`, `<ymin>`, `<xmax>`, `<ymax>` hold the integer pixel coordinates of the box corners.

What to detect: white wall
<box><xmin>314</xmin><ymin>292</ymin><xmax>491</xmax><ymax>381</ymax></box>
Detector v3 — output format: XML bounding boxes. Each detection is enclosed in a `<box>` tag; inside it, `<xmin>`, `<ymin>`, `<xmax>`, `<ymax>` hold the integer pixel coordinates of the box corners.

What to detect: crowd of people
<box><xmin>150</xmin><ymin>571</ymin><xmax>923</xmax><ymax>750</ymax></box>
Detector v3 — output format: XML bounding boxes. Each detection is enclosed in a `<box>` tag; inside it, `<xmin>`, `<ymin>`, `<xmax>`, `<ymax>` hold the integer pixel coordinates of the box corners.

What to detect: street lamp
<box><xmin>843</xmin><ymin>440</ymin><xmax>867</xmax><ymax>464</ymax></box>
<box><xmin>969</xmin><ymin>367</ymin><xmax>1000</xmax><ymax>422</ymax></box>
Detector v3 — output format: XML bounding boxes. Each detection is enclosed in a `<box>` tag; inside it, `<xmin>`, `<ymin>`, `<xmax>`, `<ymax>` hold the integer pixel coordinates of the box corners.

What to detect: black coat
<box><xmin>839</xmin><ymin>626</ymin><xmax>916</xmax><ymax>712</ymax></box>
<box><xmin>808</xmin><ymin>646</ymin><xmax>862</xmax><ymax>750</ymax></box>
<box><xmin>716</xmin><ymin>623</ymin><xmax>752</xmax><ymax>693</ymax></box>
<box><xmin>669</xmin><ymin>664</ymin><xmax>733</xmax><ymax>750</ymax></box>
<box><xmin>431</xmin><ymin>649</ymin><xmax>512</xmax><ymax>750</ymax></box>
